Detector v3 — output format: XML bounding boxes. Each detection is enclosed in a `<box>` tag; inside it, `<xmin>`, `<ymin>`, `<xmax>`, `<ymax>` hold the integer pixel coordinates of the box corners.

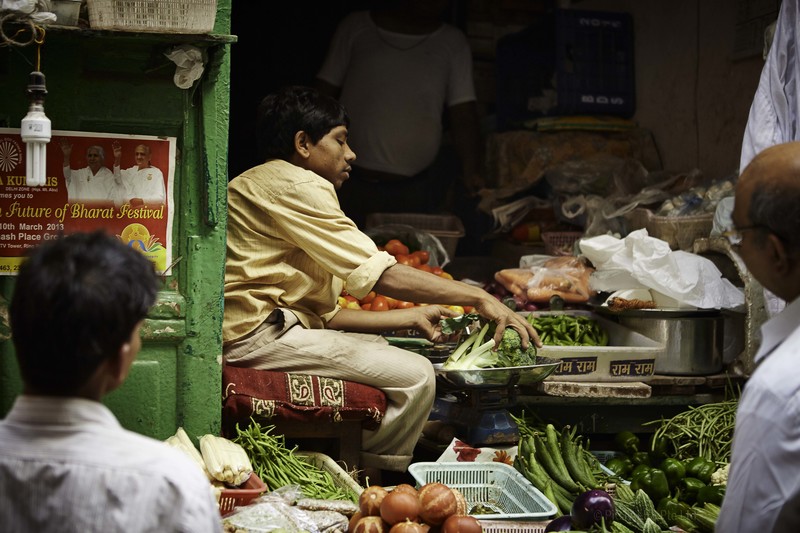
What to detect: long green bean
<box><xmin>643</xmin><ymin>398</ymin><xmax>738</xmax><ymax>464</ymax></box>
<box><xmin>233</xmin><ymin>419</ymin><xmax>360</xmax><ymax>502</ymax></box>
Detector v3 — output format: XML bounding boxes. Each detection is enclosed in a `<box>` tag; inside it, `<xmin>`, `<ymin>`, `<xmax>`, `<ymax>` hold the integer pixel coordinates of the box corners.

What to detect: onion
<box><xmin>570</xmin><ymin>489</ymin><xmax>615</xmax><ymax>530</ymax></box>
<box><xmin>544</xmin><ymin>515</ymin><xmax>573</xmax><ymax>532</ymax></box>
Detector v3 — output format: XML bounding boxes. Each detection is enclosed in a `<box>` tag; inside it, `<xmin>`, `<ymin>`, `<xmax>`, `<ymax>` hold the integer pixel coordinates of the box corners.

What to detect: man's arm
<box><xmin>59</xmin><ymin>138</ymin><xmax>72</xmax><ymax>184</ymax></box>
<box><xmin>447</xmin><ymin>101</ymin><xmax>485</xmax><ymax>195</ymax></box>
<box><xmin>372</xmin><ymin>263</ymin><xmax>539</xmax><ymax>347</ymax></box>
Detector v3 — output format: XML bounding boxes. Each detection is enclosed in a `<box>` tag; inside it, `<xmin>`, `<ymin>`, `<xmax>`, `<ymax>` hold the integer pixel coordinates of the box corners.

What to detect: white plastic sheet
<box><xmin>580</xmin><ymin>229</ymin><xmax>745</xmax><ymax>310</ymax></box>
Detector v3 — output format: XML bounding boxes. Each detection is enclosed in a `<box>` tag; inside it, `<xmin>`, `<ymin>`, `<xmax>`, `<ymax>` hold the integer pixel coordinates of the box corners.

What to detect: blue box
<box><xmin>495</xmin><ymin>9</ymin><xmax>635</xmax><ymax>130</ymax></box>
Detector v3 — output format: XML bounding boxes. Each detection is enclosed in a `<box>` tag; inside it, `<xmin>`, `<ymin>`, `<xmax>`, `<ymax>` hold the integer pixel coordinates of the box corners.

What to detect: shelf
<box><xmin>42</xmin><ymin>23</ymin><xmax>238</xmax><ymax>44</ymax></box>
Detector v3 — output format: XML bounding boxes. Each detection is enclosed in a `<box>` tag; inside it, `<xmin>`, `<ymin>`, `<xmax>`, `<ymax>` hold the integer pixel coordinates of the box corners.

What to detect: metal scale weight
<box><xmin>428</xmin><ymin>358</ymin><xmax>561</xmax><ymax>446</ymax></box>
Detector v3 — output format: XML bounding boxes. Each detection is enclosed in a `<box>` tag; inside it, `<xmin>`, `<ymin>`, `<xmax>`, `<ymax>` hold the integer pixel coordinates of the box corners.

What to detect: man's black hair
<box><xmin>256</xmin><ymin>85</ymin><xmax>350</xmax><ymax>162</ymax></box>
<box><xmin>9</xmin><ymin>231</ymin><xmax>159</xmax><ymax>394</ymax></box>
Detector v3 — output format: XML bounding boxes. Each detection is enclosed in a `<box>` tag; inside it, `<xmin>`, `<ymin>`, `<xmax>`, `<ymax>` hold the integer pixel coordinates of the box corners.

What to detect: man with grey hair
<box><xmin>717</xmin><ymin>141</ymin><xmax>800</xmax><ymax>532</ymax></box>
<box><xmin>60</xmin><ymin>139</ymin><xmax>117</xmax><ymax>204</ymax></box>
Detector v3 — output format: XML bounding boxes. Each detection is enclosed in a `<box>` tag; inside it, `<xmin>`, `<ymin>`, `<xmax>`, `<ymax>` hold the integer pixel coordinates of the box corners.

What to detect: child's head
<box><xmin>256</xmin><ymin>85</ymin><xmax>350</xmax><ymax>162</ymax></box>
<box><xmin>9</xmin><ymin>231</ymin><xmax>158</xmax><ymax>396</ymax></box>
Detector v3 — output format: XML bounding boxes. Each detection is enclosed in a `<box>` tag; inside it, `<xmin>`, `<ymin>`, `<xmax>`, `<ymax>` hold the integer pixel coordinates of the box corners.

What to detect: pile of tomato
<box><xmin>338</xmin><ymin>239</ymin><xmax>471</xmax><ymax>314</ymax></box>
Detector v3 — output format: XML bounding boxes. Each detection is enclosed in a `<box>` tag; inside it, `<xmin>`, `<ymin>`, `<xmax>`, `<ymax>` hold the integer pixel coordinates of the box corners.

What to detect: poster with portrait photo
<box><xmin>0</xmin><ymin>129</ymin><xmax>175</xmax><ymax>275</ymax></box>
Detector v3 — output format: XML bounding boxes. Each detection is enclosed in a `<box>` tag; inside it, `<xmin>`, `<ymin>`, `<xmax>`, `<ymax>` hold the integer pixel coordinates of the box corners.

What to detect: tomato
<box><xmin>411</xmin><ymin>250</ymin><xmax>430</xmax><ymax>265</ymax></box>
<box><xmin>438</xmin><ymin>271</ymin><xmax>454</xmax><ymax>280</ymax></box>
<box><xmin>430</xmin><ymin>266</ymin><xmax>444</xmax><ymax>276</ymax></box>
<box><xmin>395</xmin><ymin>301</ymin><xmax>416</xmax><ymax>309</ymax></box>
<box><xmin>384</xmin><ymin>296</ymin><xmax>399</xmax><ymax>309</ymax></box>
<box><xmin>361</xmin><ymin>291</ymin><xmax>377</xmax><ymax>305</ymax></box>
<box><xmin>463</xmin><ymin>306</ymin><xmax>475</xmax><ymax>313</ymax></box>
<box><xmin>416</xmin><ymin>264</ymin><xmax>434</xmax><ymax>273</ymax></box>
<box><xmin>385</xmin><ymin>239</ymin><xmax>410</xmax><ymax>256</ymax></box>
<box><xmin>361</xmin><ymin>303</ymin><xmax>372</xmax><ymax>311</ymax></box>
<box><xmin>371</xmin><ymin>295</ymin><xmax>390</xmax><ymax>312</ymax></box>
<box><xmin>395</xmin><ymin>254</ymin><xmax>416</xmax><ymax>266</ymax></box>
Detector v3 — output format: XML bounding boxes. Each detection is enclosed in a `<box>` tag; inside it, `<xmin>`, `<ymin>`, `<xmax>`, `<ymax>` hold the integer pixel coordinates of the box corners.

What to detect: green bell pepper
<box><xmin>631</xmin><ymin>467</ymin><xmax>670</xmax><ymax>502</ymax></box>
<box><xmin>678</xmin><ymin>477</ymin><xmax>706</xmax><ymax>504</ymax></box>
<box><xmin>630</xmin><ymin>463</ymin><xmax>651</xmax><ymax>481</ymax></box>
<box><xmin>660</xmin><ymin>457</ymin><xmax>686</xmax><ymax>488</ymax></box>
<box><xmin>615</xmin><ymin>430</ymin><xmax>640</xmax><ymax>455</ymax></box>
<box><xmin>696</xmin><ymin>485</ymin><xmax>726</xmax><ymax>506</ymax></box>
<box><xmin>684</xmin><ymin>457</ymin><xmax>716</xmax><ymax>484</ymax></box>
<box><xmin>605</xmin><ymin>456</ymin><xmax>634</xmax><ymax>478</ymax></box>
<box><xmin>631</xmin><ymin>450</ymin><xmax>652</xmax><ymax>467</ymax></box>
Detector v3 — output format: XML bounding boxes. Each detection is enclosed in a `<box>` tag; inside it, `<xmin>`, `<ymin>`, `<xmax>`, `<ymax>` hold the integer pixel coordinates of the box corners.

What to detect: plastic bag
<box><xmin>222</xmin><ymin>485</ymin><xmax>321</xmax><ymax>533</ymax></box>
<box><xmin>364</xmin><ymin>223</ymin><xmax>450</xmax><ymax>267</ymax></box>
<box><xmin>494</xmin><ymin>256</ymin><xmax>595</xmax><ymax>304</ymax></box>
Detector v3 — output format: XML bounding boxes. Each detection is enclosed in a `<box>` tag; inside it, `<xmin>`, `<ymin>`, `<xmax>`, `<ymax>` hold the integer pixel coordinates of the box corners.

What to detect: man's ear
<box><xmin>294</xmin><ymin>131</ymin><xmax>311</xmax><ymax>160</ymax></box>
<box><xmin>108</xmin><ymin>342</ymin><xmax>133</xmax><ymax>389</ymax></box>
<box><xmin>769</xmin><ymin>233</ymin><xmax>791</xmax><ymax>274</ymax></box>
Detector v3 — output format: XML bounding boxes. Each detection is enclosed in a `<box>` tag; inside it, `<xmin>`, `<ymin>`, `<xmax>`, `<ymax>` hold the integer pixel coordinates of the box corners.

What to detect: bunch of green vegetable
<box><xmin>603</xmin><ymin>430</ymin><xmax>726</xmax><ymax>532</ymax></box>
<box><xmin>512</xmin><ymin>422</ymin><xmax>607</xmax><ymax>516</ymax></box>
<box><xmin>643</xmin><ymin>397</ymin><xmax>738</xmax><ymax>463</ymax></box>
<box><xmin>526</xmin><ymin>313</ymin><xmax>609</xmax><ymax>346</ymax></box>
<box><xmin>440</xmin><ymin>314</ymin><xmax>537</xmax><ymax>370</ymax></box>
<box><xmin>233</xmin><ymin>419</ymin><xmax>359</xmax><ymax>502</ymax></box>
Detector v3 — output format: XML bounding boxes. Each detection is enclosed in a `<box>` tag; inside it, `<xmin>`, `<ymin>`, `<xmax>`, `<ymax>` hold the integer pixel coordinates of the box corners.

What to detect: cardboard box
<box><xmin>529</xmin><ymin>311</ymin><xmax>664</xmax><ymax>382</ymax></box>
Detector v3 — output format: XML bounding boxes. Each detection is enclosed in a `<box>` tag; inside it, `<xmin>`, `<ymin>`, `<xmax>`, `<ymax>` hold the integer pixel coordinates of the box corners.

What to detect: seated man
<box><xmin>223</xmin><ymin>85</ymin><xmax>538</xmax><ymax>476</ymax></box>
<box><xmin>0</xmin><ymin>231</ymin><xmax>221</xmax><ymax>532</ymax></box>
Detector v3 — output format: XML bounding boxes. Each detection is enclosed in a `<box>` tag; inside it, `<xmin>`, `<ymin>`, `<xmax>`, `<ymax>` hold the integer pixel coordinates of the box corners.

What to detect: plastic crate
<box><xmin>296</xmin><ymin>451</ymin><xmax>364</xmax><ymax>497</ymax></box>
<box><xmin>218</xmin><ymin>472</ymin><xmax>268</xmax><ymax>515</ymax></box>
<box><xmin>365</xmin><ymin>212</ymin><xmax>465</xmax><ymax>259</ymax></box>
<box><xmin>408</xmin><ymin>462</ymin><xmax>557</xmax><ymax>520</ymax></box>
<box><xmin>87</xmin><ymin>0</ymin><xmax>217</xmax><ymax>33</ymax></box>
<box><xmin>542</xmin><ymin>231</ymin><xmax>584</xmax><ymax>256</ymax></box>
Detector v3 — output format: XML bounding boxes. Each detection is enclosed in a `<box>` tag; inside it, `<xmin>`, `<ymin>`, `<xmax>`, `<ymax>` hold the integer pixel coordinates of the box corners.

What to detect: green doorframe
<box><xmin>0</xmin><ymin>3</ymin><xmax>235</xmax><ymax>443</ymax></box>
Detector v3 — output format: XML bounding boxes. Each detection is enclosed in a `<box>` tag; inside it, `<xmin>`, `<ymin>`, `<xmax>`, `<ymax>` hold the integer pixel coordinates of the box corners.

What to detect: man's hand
<box><xmin>59</xmin><ymin>138</ymin><xmax>72</xmax><ymax>159</ymax></box>
<box><xmin>112</xmin><ymin>141</ymin><xmax>122</xmax><ymax>163</ymax></box>
<box><xmin>412</xmin><ymin>304</ymin><xmax>461</xmax><ymax>343</ymax></box>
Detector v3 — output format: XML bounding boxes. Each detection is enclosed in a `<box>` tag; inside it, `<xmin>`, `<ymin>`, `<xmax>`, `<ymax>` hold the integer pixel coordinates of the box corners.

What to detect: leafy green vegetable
<box><xmin>439</xmin><ymin>312</ymin><xmax>481</xmax><ymax>335</ymax></box>
<box><xmin>496</xmin><ymin>327</ymin><xmax>537</xmax><ymax>367</ymax></box>
<box><xmin>441</xmin><ymin>320</ymin><xmax>537</xmax><ymax>370</ymax></box>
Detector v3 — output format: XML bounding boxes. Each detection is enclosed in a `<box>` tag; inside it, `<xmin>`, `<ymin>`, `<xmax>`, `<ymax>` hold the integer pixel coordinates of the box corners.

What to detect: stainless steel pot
<box><xmin>603</xmin><ymin>308</ymin><xmax>724</xmax><ymax>376</ymax></box>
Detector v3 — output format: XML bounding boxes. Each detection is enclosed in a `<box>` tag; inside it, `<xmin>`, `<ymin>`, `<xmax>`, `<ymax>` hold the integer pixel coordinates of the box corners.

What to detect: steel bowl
<box><xmin>433</xmin><ymin>357</ymin><xmax>562</xmax><ymax>389</ymax></box>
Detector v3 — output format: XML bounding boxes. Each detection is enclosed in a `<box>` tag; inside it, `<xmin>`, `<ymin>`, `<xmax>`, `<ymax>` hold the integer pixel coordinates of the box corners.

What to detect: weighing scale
<box><xmin>428</xmin><ymin>358</ymin><xmax>561</xmax><ymax>446</ymax></box>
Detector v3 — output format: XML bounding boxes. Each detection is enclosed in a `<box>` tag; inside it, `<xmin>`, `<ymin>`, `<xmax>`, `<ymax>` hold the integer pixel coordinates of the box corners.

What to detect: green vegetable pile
<box><xmin>233</xmin><ymin>419</ymin><xmax>359</xmax><ymax>502</ymax></box>
<box><xmin>526</xmin><ymin>313</ymin><xmax>609</xmax><ymax>346</ymax></box>
<box><xmin>440</xmin><ymin>313</ymin><xmax>536</xmax><ymax>370</ymax></box>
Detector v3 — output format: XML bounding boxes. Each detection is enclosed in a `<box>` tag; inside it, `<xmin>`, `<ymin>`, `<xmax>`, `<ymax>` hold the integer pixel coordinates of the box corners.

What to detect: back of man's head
<box><xmin>9</xmin><ymin>231</ymin><xmax>158</xmax><ymax>395</ymax></box>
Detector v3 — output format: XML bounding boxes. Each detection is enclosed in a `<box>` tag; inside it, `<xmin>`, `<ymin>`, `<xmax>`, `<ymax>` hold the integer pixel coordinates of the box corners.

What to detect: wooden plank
<box><xmin>538</xmin><ymin>381</ymin><xmax>651</xmax><ymax>398</ymax></box>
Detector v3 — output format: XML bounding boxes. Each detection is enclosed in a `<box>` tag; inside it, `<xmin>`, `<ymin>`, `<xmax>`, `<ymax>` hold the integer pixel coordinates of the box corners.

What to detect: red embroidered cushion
<box><xmin>221</xmin><ymin>365</ymin><xmax>386</xmax><ymax>436</ymax></box>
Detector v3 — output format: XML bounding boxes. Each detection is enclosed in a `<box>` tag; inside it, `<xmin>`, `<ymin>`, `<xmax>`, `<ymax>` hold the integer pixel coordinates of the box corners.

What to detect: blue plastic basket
<box><xmin>408</xmin><ymin>462</ymin><xmax>557</xmax><ymax>520</ymax></box>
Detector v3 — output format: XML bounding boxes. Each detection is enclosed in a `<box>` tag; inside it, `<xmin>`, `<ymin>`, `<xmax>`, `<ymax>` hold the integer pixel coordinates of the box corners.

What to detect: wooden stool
<box><xmin>221</xmin><ymin>365</ymin><xmax>387</xmax><ymax>471</ymax></box>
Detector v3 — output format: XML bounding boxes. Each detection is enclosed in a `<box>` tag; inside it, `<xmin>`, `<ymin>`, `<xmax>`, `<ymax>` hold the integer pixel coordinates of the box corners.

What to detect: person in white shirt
<box><xmin>60</xmin><ymin>140</ymin><xmax>116</xmax><ymax>204</ymax></box>
<box><xmin>314</xmin><ymin>0</ymin><xmax>484</xmax><ymax>229</ymax></box>
<box><xmin>112</xmin><ymin>142</ymin><xmax>167</xmax><ymax>206</ymax></box>
<box><xmin>0</xmin><ymin>231</ymin><xmax>222</xmax><ymax>533</ymax></box>
<box><xmin>716</xmin><ymin>141</ymin><xmax>800</xmax><ymax>533</ymax></box>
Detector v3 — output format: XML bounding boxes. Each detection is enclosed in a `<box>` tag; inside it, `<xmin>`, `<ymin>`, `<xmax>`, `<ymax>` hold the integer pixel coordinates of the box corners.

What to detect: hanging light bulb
<box><xmin>20</xmin><ymin>71</ymin><xmax>50</xmax><ymax>187</ymax></box>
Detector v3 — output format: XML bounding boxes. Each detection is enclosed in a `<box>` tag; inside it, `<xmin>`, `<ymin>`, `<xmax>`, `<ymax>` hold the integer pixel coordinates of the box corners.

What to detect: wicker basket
<box><xmin>87</xmin><ymin>0</ymin><xmax>217</xmax><ymax>33</ymax></box>
<box><xmin>542</xmin><ymin>231</ymin><xmax>584</xmax><ymax>256</ymax></box>
<box><xmin>297</xmin><ymin>451</ymin><xmax>364</xmax><ymax>497</ymax></box>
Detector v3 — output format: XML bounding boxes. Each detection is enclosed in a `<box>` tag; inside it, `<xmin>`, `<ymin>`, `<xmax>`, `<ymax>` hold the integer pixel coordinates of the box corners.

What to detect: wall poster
<box><xmin>0</xmin><ymin>129</ymin><xmax>175</xmax><ymax>275</ymax></box>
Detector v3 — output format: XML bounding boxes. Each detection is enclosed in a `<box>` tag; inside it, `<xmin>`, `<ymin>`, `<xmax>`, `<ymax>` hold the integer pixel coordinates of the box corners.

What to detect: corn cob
<box><xmin>164</xmin><ymin>427</ymin><xmax>213</xmax><ymax>481</ymax></box>
<box><xmin>200</xmin><ymin>434</ymin><xmax>253</xmax><ymax>486</ymax></box>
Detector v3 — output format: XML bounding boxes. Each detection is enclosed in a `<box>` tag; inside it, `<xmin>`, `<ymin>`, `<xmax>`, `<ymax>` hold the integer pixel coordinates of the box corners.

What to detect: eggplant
<box><xmin>570</xmin><ymin>489</ymin><xmax>615</xmax><ymax>530</ymax></box>
<box><xmin>544</xmin><ymin>515</ymin><xmax>574</xmax><ymax>531</ymax></box>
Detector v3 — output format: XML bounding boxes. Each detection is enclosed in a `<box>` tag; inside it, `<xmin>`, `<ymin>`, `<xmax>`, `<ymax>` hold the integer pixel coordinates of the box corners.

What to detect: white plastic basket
<box><xmin>408</xmin><ymin>462</ymin><xmax>557</xmax><ymax>520</ymax></box>
<box><xmin>87</xmin><ymin>0</ymin><xmax>217</xmax><ymax>33</ymax></box>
